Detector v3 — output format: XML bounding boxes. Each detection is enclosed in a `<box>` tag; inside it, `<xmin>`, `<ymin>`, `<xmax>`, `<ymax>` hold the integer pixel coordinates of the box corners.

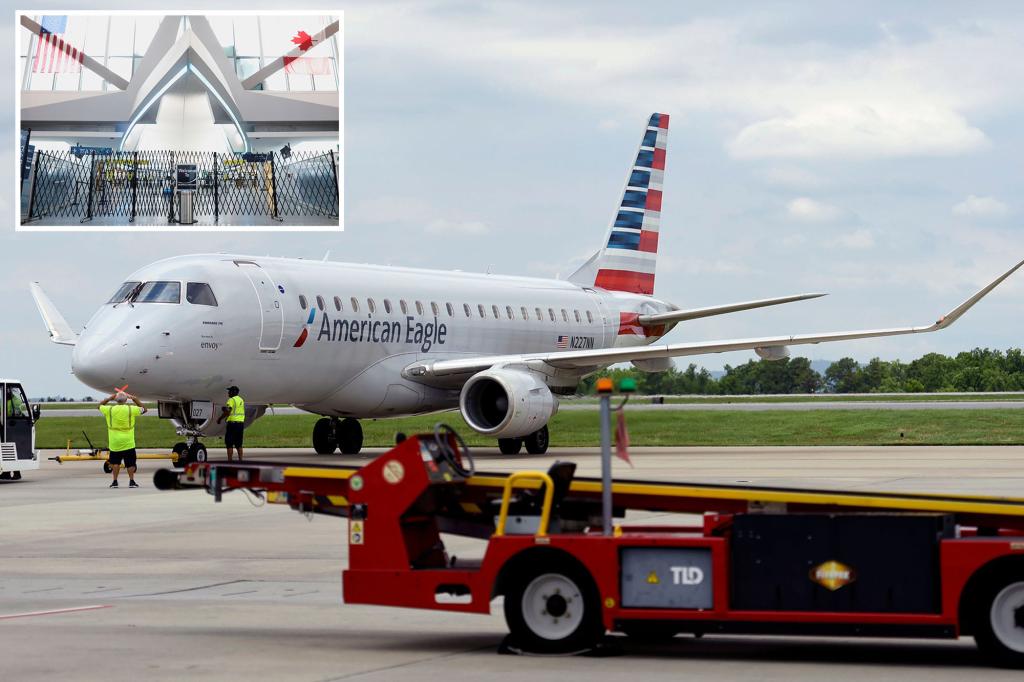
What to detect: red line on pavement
<box><xmin>0</xmin><ymin>604</ymin><xmax>112</xmax><ymax>621</ymax></box>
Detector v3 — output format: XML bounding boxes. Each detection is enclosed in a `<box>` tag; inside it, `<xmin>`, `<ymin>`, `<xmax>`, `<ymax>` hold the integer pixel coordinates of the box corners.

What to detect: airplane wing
<box><xmin>637</xmin><ymin>292</ymin><xmax>826</xmax><ymax>325</ymax></box>
<box><xmin>29</xmin><ymin>282</ymin><xmax>78</xmax><ymax>346</ymax></box>
<box><xmin>404</xmin><ymin>258</ymin><xmax>1023</xmax><ymax>380</ymax></box>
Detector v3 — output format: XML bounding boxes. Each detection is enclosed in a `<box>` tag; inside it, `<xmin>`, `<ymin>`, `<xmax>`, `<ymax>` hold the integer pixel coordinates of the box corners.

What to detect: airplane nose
<box><xmin>72</xmin><ymin>333</ymin><xmax>129</xmax><ymax>391</ymax></box>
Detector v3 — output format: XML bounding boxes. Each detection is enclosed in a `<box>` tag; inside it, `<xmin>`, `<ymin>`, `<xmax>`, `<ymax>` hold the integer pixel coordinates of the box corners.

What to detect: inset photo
<box><xmin>16</xmin><ymin>11</ymin><xmax>343</xmax><ymax>230</ymax></box>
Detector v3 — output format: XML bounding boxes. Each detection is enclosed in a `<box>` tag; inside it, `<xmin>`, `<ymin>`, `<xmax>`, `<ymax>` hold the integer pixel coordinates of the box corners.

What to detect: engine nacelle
<box><xmin>754</xmin><ymin>345</ymin><xmax>790</xmax><ymax>361</ymax></box>
<box><xmin>459</xmin><ymin>368</ymin><xmax>557</xmax><ymax>438</ymax></box>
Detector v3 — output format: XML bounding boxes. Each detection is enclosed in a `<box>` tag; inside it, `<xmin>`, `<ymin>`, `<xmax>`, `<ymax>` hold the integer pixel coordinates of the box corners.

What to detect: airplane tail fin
<box><xmin>569</xmin><ymin>112</ymin><xmax>668</xmax><ymax>295</ymax></box>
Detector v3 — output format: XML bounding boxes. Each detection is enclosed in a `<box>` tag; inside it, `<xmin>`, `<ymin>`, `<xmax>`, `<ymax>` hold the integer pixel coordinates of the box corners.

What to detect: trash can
<box><xmin>177</xmin><ymin>189</ymin><xmax>194</xmax><ymax>225</ymax></box>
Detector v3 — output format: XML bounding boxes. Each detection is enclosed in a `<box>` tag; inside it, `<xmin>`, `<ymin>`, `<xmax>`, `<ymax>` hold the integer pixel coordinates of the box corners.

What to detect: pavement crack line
<box><xmin>118</xmin><ymin>580</ymin><xmax>248</xmax><ymax>598</ymax></box>
<box><xmin>316</xmin><ymin>642</ymin><xmax>498</xmax><ymax>681</ymax></box>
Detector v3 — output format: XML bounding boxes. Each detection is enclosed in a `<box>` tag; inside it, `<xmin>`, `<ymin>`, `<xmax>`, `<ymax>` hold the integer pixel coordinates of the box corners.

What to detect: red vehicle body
<box><xmin>158</xmin><ymin>431</ymin><xmax>1024</xmax><ymax>666</ymax></box>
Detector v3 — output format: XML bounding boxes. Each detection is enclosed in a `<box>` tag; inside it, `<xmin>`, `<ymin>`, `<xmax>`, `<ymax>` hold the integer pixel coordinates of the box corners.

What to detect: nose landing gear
<box><xmin>172</xmin><ymin>438</ymin><xmax>207</xmax><ymax>466</ymax></box>
<box><xmin>312</xmin><ymin>417</ymin><xmax>363</xmax><ymax>455</ymax></box>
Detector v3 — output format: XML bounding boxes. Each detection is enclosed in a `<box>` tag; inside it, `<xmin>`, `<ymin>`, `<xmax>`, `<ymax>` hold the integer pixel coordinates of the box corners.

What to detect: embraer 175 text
<box><xmin>31</xmin><ymin>114</ymin><xmax>1024</xmax><ymax>459</ymax></box>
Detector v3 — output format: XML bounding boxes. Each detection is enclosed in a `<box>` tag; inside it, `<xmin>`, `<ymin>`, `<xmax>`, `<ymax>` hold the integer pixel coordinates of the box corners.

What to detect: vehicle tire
<box><xmin>172</xmin><ymin>442</ymin><xmax>190</xmax><ymax>466</ymax></box>
<box><xmin>498</xmin><ymin>438</ymin><xmax>523</xmax><ymax>455</ymax></box>
<box><xmin>973</xmin><ymin>571</ymin><xmax>1024</xmax><ymax>668</ymax></box>
<box><xmin>524</xmin><ymin>426</ymin><xmax>550</xmax><ymax>455</ymax></box>
<box><xmin>102</xmin><ymin>462</ymin><xmax>113</xmax><ymax>474</ymax></box>
<box><xmin>190</xmin><ymin>443</ymin><xmax>208</xmax><ymax>463</ymax></box>
<box><xmin>0</xmin><ymin>472</ymin><xmax>10</xmax><ymax>480</ymax></box>
<box><xmin>504</xmin><ymin>557</ymin><xmax>603</xmax><ymax>654</ymax></box>
<box><xmin>312</xmin><ymin>417</ymin><xmax>338</xmax><ymax>455</ymax></box>
<box><xmin>337</xmin><ymin>418</ymin><xmax>363</xmax><ymax>455</ymax></box>
<box><xmin>12</xmin><ymin>471</ymin><xmax>22</xmax><ymax>480</ymax></box>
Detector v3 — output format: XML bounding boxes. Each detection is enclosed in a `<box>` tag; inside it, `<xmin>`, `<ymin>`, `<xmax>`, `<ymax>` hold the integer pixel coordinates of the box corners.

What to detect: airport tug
<box><xmin>156</xmin><ymin>380</ymin><xmax>1024</xmax><ymax>667</ymax></box>
<box><xmin>0</xmin><ymin>379</ymin><xmax>41</xmax><ymax>480</ymax></box>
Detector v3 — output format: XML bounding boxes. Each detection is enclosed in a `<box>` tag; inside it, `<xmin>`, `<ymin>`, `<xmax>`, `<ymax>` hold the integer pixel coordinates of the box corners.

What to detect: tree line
<box><xmin>578</xmin><ymin>348</ymin><xmax>1024</xmax><ymax>395</ymax></box>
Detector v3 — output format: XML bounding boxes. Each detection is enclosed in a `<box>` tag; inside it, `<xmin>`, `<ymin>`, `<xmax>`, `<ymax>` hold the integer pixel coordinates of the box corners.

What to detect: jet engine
<box><xmin>754</xmin><ymin>346</ymin><xmax>791</xmax><ymax>361</ymax></box>
<box><xmin>459</xmin><ymin>368</ymin><xmax>558</xmax><ymax>438</ymax></box>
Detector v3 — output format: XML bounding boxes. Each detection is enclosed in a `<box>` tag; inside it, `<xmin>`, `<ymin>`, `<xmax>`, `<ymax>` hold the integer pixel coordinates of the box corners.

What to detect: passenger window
<box><xmin>367</xmin><ymin>298</ymin><xmax>376</xmax><ymax>313</ymax></box>
<box><xmin>416</xmin><ymin>301</ymin><xmax>424</xmax><ymax>315</ymax></box>
<box><xmin>586</xmin><ymin>310</ymin><xmax>594</xmax><ymax>324</ymax></box>
<box><xmin>492</xmin><ymin>305</ymin><xmax>500</xmax><ymax>319</ymax></box>
<box><xmin>521</xmin><ymin>306</ymin><xmax>528</xmax><ymax>320</ymax></box>
<box><xmin>431</xmin><ymin>302</ymin><xmax>440</xmax><ymax>316</ymax></box>
<box><xmin>299</xmin><ymin>295</ymin><xmax>308</xmax><ymax>310</ymax></box>
<box><xmin>535</xmin><ymin>307</ymin><xmax>543</xmax><ymax>321</ymax></box>
<box><xmin>334</xmin><ymin>296</ymin><xmax>343</xmax><ymax>312</ymax></box>
<box><xmin>186</xmin><ymin>283</ymin><xmax>218</xmax><ymax>306</ymax></box>
<box><xmin>316</xmin><ymin>295</ymin><xmax>325</xmax><ymax>312</ymax></box>
<box><xmin>106</xmin><ymin>281</ymin><xmax>141</xmax><ymax>304</ymax></box>
<box><xmin>384</xmin><ymin>299</ymin><xmax>392</xmax><ymax>314</ymax></box>
<box><xmin>574</xmin><ymin>310</ymin><xmax>581</xmax><ymax>323</ymax></box>
<box><xmin>351</xmin><ymin>297</ymin><xmax>360</xmax><ymax>313</ymax></box>
<box><xmin>478</xmin><ymin>304</ymin><xmax>486</xmax><ymax>318</ymax></box>
<box><xmin>136</xmin><ymin>281</ymin><xmax>181</xmax><ymax>304</ymax></box>
<box><xmin>464</xmin><ymin>303</ymin><xmax>472</xmax><ymax>317</ymax></box>
<box><xmin>446</xmin><ymin>303</ymin><xmax>454</xmax><ymax>317</ymax></box>
<box><xmin>400</xmin><ymin>300</ymin><xmax>408</xmax><ymax>315</ymax></box>
<box><xmin>506</xmin><ymin>305</ymin><xmax>514</xmax><ymax>320</ymax></box>
<box><xmin>548</xmin><ymin>308</ymin><xmax>556</xmax><ymax>322</ymax></box>
<box><xmin>561</xmin><ymin>309</ymin><xmax>569</xmax><ymax>322</ymax></box>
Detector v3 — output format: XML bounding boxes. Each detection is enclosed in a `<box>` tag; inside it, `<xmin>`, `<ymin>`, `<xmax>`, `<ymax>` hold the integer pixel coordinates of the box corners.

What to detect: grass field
<box><xmin>36</xmin><ymin>409</ymin><xmax>1024</xmax><ymax>449</ymax></box>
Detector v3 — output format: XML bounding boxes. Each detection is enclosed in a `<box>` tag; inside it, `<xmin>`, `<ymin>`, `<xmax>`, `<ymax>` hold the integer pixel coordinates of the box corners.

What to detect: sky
<box><xmin>1</xmin><ymin>0</ymin><xmax>1022</xmax><ymax>396</ymax></box>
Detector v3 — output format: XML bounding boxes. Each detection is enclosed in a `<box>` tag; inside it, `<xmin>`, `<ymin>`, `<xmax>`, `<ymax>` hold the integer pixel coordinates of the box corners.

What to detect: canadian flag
<box><xmin>284</xmin><ymin>30</ymin><xmax>330</xmax><ymax>75</ymax></box>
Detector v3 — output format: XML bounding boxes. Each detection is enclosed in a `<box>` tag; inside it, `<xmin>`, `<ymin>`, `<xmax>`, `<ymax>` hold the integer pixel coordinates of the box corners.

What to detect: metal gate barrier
<box><xmin>24</xmin><ymin>149</ymin><xmax>340</xmax><ymax>225</ymax></box>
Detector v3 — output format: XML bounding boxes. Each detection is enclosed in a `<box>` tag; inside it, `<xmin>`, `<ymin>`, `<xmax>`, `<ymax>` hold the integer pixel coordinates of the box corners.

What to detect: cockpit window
<box><xmin>186</xmin><ymin>282</ymin><xmax>218</xmax><ymax>306</ymax></box>
<box><xmin>106</xmin><ymin>281</ymin><xmax>141</xmax><ymax>304</ymax></box>
<box><xmin>136</xmin><ymin>281</ymin><xmax>181</xmax><ymax>303</ymax></box>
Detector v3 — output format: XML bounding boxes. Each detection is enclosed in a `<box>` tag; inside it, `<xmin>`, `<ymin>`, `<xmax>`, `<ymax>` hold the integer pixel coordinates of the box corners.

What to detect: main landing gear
<box><xmin>498</xmin><ymin>425</ymin><xmax>550</xmax><ymax>455</ymax></box>
<box><xmin>313</xmin><ymin>417</ymin><xmax>363</xmax><ymax>455</ymax></box>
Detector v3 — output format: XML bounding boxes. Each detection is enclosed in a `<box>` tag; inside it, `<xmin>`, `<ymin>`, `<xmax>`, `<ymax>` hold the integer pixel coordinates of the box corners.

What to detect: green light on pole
<box><xmin>618</xmin><ymin>377</ymin><xmax>637</xmax><ymax>393</ymax></box>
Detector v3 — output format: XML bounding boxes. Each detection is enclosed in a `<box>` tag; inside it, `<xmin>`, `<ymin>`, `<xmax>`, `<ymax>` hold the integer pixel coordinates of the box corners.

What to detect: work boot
<box><xmin>109</xmin><ymin>480</ymin><xmax>119</xmax><ymax>488</ymax></box>
<box><xmin>129</xmin><ymin>480</ymin><xmax>139</xmax><ymax>488</ymax></box>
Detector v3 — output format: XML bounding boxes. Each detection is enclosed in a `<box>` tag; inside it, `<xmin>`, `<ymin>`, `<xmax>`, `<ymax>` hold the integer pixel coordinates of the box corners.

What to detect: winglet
<box><xmin>29</xmin><ymin>282</ymin><xmax>78</xmax><ymax>346</ymax></box>
<box><xmin>934</xmin><ymin>258</ymin><xmax>1024</xmax><ymax>330</ymax></box>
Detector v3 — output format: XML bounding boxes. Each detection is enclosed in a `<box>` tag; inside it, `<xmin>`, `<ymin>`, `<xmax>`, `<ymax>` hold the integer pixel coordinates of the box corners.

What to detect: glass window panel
<box><xmin>134</xmin><ymin>16</ymin><xmax>160</xmax><ymax>55</ymax></box>
<box><xmin>137</xmin><ymin>281</ymin><xmax>180</xmax><ymax>304</ymax></box>
<box><xmin>108</xmin><ymin>17</ymin><xmax>135</xmax><ymax>55</ymax></box>
<box><xmin>30</xmin><ymin>72</ymin><xmax>54</xmax><ymax>91</ymax></box>
<box><xmin>235</xmin><ymin>57</ymin><xmax>260</xmax><ymax>81</ymax></box>
<box><xmin>289</xmin><ymin>74</ymin><xmax>313</xmax><ymax>91</ymax></box>
<box><xmin>54</xmin><ymin>72</ymin><xmax>81</xmax><ymax>91</ymax></box>
<box><xmin>264</xmin><ymin>68</ymin><xmax>287</xmax><ymax>91</ymax></box>
<box><xmin>259</xmin><ymin>15</ymin><xmax>311</xmax><ymax>57</ymax></box>
<box><xmin>107</xmin><ymin>281</ymin><xmax>141</xmax><ymax>304</ymax></box>
<box><xmin>233</xmin><ymin>16</ymin><xmax>260</xmax><ymax>55</ymax></box>
<box><xmin>209</xmin><ymin>17</ymin><xmax>234</xmax><ymax>51</ymax></box>
<box><xmin>82</xmin><ymin>16</ymin><xmax>109</xmax><ymax>54</ymax></box>
<box><xmin>81</xmin><ymin>68</ymin><xmax>104</xmax><ymax>90</ymax></box>
<box><xmin>186</xmin><ymin>283</ymin><xmax>218</xmax><ymax>306</ymax></box>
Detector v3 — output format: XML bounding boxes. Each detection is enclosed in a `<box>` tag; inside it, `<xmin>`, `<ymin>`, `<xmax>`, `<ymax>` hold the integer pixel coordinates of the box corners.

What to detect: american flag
<box><xmin>33</xmin><ymin>16</ymin><xmax>83</xmax><ymax>74</ymax></box>
<box><xmin>556</xmin><ymin>335</ymin><xmax>569</xmax><ymax>349</ymax></box>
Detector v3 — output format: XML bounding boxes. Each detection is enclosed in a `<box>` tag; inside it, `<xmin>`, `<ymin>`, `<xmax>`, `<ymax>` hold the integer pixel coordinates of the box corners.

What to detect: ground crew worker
<box><xmin>6</xmin><ymin>387</ymin><xmax>27</xmax><ymax>418</ymax></box>
<box><xmin>218</xmin><ymin>386</ymin><xmax>245</xmax><ymax>461</ymax></box>
<box><xmin>98</xmin><ymin>391</ymin><xmax>146</xmax><ymax>488</ymax></box>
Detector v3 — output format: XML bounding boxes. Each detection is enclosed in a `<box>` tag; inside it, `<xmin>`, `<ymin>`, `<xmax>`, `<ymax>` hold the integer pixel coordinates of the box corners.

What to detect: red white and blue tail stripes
<box><xmin>593</xmin><ymin>113</ymin><xmax>668</xmax><ymax>295</ymax></box>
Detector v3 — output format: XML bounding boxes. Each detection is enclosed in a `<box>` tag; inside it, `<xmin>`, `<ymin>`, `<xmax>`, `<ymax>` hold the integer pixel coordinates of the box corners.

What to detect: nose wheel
<box><xmin>172</xmin><ymin>439</ymin><xmax>207</xmax><ymax>466</ymax></box>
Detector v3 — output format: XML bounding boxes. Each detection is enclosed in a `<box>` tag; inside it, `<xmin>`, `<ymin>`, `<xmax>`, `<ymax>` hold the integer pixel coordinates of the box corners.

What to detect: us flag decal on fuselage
<box><xmin>557</xmin><ymin>335</ymin><xmax>595</xmax><ymax>349</ymax></box>
<box><xmin>556</xmin><ymin>335</ymin><xmax>569</xmax><ymax>349</ymax></box>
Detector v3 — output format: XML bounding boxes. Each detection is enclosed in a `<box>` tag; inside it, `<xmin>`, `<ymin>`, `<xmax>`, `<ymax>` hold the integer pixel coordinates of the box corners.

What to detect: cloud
<box><xmin>952</xmin><ymin>195</ymin><xmax>1009</xmax><ymax>219</ymax></box>
<box><xmin>730</xmin><ymin>103</ymin><xmax>988</xmax><ymax>159</ymax></box>
<box><xmin>425</xmin><ymin>219</ymin><xmax>490</xmax><ymax>235</ymax></box>
<box><xmin>787</xmin><ymin>197</ymin><xmax>842</xmax><ymax>222</ymax></box>
<box><xmin>761</xmin><ymin>166</ymin><xmax>827</xmax><ymax>190</ymax></box>
<box><xmin>830</xmin><ymin>228</ymin><xmax>876</xmax><ymax>250</ymax></box>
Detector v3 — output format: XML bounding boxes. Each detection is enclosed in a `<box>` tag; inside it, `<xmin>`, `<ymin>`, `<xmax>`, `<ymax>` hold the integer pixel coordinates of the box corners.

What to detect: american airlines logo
<box><xmin>296</xmin><ymin>310</ymin><xmax>449</xmax><ymax>352</ymax></box>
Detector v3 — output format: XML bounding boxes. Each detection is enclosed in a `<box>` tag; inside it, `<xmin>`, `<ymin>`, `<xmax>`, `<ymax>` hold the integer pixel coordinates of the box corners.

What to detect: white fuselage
<box><xmin>72</xmin><ymin>255</ymin><xmax>674</xmax><ymax>418</ymax></box>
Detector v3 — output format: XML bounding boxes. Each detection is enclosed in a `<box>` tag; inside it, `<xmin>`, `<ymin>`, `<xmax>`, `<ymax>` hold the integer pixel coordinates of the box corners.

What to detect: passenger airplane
<box><xmin>31</xmin><ymin>113</ymin><xmax>1023</xmax><ymax>460</ymax></box>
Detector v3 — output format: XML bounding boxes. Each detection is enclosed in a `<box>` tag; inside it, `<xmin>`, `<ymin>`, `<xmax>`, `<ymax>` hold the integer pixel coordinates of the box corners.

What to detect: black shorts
<box><xmin>225</xmin><ymin>422</ymin><xmax>245</xmax><ymax>448</ymax></box>
<box><xmin>109</xmin><ymin>448</ymin><xmax>137</xmax><ymax>467</ymax></box>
